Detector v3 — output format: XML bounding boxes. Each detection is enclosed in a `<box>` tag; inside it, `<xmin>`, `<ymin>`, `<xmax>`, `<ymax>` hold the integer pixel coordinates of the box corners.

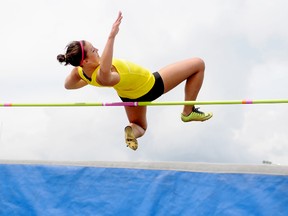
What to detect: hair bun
<box><xmin>57</xmin><ymin>54</ymin><xmax>66</xmax><ymax>63</ymax></box>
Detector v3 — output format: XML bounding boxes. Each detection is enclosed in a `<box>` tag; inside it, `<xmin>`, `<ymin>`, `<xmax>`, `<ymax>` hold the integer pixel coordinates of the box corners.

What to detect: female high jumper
<box><xmin>57</xmin><ymin>12</ymin><xmax>212</xmax><ymax>151</ymax></box>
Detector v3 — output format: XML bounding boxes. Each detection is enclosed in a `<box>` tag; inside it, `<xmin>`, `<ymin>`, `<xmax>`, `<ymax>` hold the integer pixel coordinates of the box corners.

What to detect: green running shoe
<box><xmin>181</xmin><ymin>107</ymin><xmax>213</xmax><ymax>122</ymax></box>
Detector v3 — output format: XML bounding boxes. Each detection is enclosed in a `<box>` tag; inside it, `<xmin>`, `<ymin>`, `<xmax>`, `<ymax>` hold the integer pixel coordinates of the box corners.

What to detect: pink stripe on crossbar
<box><xmin>242</xmin><ymin>100</ymin><xmax>253</xmax><ymax>104</ymax></box>
<box><xmin>102</xmin><ymin>102</ymin><xmax>138</xmax><ymax>106</ymax></box>
<box><xmin>4</xmin><ymin>103</ymin><xmax>12</xmax><ymax>106</ymax></box>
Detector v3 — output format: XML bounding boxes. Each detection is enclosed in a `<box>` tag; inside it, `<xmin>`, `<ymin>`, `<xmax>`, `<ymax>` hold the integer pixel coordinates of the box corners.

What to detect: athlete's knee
<box><xmin>192</xmin><ymin>57</ymin><xmax>205</xmax><ymax>71</ymax></box>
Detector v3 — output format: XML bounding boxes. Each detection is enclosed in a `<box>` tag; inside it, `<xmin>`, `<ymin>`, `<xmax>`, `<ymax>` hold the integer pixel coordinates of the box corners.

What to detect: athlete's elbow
<box><xmin>64</xmin><ymin>83</ymin><xmax>74</xmax><ymax>89</ymax></box>
<box><xmin>64</xmin><ymin>78</ymin><xmax>77</xmax><ymax>89</ymax></box>
<box><xmin>64</xmin><ymin>85</ymin><xmax>71</xmax><ymax>90</ymax></box>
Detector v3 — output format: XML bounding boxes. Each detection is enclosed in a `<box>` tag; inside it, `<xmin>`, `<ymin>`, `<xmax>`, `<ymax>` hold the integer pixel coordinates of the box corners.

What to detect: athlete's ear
<box><xmin>84</xmin><ymin>59</ymin><xmax>89</xmax><ymax>64</ymax></box>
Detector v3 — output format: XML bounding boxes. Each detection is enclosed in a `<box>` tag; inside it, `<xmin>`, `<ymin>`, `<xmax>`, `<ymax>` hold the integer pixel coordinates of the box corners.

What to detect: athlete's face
<box><xmin>85</xmin><ymin>41</ymin><xmax>100</xmax><ymax>64</ymax></box>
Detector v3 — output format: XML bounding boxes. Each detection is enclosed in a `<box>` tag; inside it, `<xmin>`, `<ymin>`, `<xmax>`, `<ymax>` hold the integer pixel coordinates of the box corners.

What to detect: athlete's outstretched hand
<box><xmin>109</xmin><ymin>11</ymin><xmax>123</xmax><ymax>39</ymax></box>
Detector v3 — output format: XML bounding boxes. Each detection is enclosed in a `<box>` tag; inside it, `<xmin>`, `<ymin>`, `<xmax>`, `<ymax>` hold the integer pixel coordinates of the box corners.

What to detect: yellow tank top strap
<box><xmin>77</xmin><ymin>66</ymin><xmax>102</xmax><ymax>87</ymax></box>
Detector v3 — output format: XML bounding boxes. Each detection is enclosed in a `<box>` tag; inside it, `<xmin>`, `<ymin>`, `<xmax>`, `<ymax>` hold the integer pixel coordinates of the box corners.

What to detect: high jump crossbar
<box><xmin>1</xmin><ymin>99</ymin><xmax>288</xmax><ymax>107</ymax></box>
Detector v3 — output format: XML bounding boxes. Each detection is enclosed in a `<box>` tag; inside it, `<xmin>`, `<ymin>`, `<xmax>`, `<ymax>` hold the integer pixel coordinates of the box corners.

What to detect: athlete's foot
<box><xmin>124</xmin><ymin>126</ymin><xmax>138</xmax><ymax>151</ymax></box>
<box><xmin>181</xmin><ymin>107</ymin><xmax>213</xmax><ymax>122</ymax></box>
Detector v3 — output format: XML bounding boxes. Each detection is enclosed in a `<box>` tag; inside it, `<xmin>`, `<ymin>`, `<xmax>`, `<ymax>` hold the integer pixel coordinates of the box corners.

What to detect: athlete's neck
<box><xmin>82</xmin><ymin>63</ymin><xmax>100</xmax><ymax>75</ymax></box>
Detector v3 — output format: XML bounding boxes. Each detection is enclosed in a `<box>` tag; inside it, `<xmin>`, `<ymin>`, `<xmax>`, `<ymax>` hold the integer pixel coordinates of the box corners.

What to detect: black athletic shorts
<box><xmin>119</xmin><ymin>72</ymin><xmax>164</xmax><ymax>102</ymax></box>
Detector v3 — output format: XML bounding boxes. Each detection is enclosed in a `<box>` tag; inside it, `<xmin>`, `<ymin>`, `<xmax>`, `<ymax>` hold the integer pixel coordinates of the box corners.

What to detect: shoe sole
<box><xmin>124</xmin><ymin>126</ymin><xmax>138</xmax><ymax>151</ymax></box>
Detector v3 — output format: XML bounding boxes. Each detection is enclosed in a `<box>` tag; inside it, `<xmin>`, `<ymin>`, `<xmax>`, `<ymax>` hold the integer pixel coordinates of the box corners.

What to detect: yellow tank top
<box><xmin>77</xmin><ymin>59</ymin><xmax>155</xmax><ymax>99</ymax></box>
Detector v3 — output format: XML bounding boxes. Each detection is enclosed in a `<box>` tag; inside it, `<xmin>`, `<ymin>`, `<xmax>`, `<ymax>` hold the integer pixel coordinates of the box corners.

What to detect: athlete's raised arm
<box><xmin>97</xmin><ymin>11</ymin><xmax>123</xmax><ymax>86</ymax></box>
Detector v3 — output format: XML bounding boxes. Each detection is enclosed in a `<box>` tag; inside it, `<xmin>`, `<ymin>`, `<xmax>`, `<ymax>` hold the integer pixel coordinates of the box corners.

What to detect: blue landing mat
<box><xmin>0</xmin><ymin>162</ymin><xmax>288</xmax><ymax>216</ymax></box>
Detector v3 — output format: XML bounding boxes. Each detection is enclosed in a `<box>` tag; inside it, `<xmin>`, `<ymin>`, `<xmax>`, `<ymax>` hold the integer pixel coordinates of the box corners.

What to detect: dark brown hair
<box><xmin>57</xmin><ymin>40</ymin><xmax>86</xmax><ymax>67</ymax></box>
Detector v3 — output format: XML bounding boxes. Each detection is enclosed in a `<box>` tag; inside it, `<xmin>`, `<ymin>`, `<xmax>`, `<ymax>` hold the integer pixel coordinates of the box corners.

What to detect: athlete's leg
<box><xmin>124</xmin><ymin>106</ymin><xmax>147</xmax><ymax>138</ymax></box>
<box><xmin>158</xmin><ymin>57</ymin><xmax>205</xmax><ymax>116</ymax></box>
<box><xmin>123</xmin><ymin>106</ymin><xmax>147</xmax><ymax>150</ymax></box>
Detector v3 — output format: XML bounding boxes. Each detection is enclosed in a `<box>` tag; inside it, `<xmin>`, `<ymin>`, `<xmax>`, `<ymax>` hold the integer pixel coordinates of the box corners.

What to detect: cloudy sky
<box><xmin>0</xmin><ymin>0</ymin><xmax>287</xmax><ymax>165</ymax></box>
